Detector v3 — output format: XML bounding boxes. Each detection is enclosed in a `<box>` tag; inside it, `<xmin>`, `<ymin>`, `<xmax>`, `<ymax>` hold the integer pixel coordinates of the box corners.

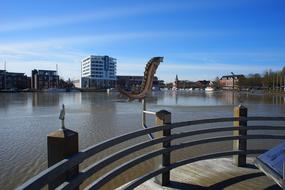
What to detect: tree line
<box><xmin>238</xmin><ymin>67</ymin><xmax>285</xmax><ymax>90</ymax></box>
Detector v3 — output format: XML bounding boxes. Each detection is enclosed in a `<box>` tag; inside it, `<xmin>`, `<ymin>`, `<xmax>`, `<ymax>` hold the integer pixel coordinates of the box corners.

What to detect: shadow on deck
<box><xmin>134</xmin><ymin>158</ymin><xmax>281</xmax><ymax>190</ymax></box>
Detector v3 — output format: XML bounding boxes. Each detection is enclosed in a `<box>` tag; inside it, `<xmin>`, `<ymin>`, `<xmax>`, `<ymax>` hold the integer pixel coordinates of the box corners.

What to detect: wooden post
<box><xmin>155</xmin><ymin>110</ymin><xmax>171</xmax><ymax>186</ymax></box>
<box><xmin>233</xmin><ymin>105</ymin><xmax>247</xmax><ymax>167</ymax></box>
<box><xmin>47</xmin><ymin>129</ymin><xmax>79</xmax><ymax>189</ymax></box>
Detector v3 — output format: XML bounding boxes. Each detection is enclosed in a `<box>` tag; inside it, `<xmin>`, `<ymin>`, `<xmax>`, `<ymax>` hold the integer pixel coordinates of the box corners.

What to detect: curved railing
<box><xmin>17</xmin><ymin>113</ymin><xmax>285</xmax><ymax>190</ymax></box>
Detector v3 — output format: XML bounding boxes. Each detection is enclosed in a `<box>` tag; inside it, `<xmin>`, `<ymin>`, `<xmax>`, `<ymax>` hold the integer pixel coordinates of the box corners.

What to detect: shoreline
<box><xmin>1</xmin><ymin>88</ymin><xmax>285</xmax><ymax>97</ymax></box>
<box><xmin>0</xmin><ymin>88</ymin><xmax>108</xmax><ymax>93</ymax></box>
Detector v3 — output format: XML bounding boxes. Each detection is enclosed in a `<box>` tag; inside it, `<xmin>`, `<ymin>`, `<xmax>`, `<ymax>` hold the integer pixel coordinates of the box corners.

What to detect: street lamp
<box><xmin>231</xmin><ymin>72</ymin><xmax>235</xmax><ymax>105</ymax></box>
<box><xmin>231</xmin><ymin>72</ymin><xmax>235</xmax><ymax>91</ymax></box>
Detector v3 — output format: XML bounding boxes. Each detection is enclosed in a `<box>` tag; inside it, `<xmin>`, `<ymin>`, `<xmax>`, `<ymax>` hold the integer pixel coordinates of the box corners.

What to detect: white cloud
<box><xmin>2</xmin><ymin>50</ymin><xmax>282</xmax><ymax>82</ymax></box>
<box><xmin>0</xmin><ymin>0</ymin><xmax>256</xmax><ymax>32</ymax></box>
<box><xmin>3</xmin><ymin>59</ymin><xmax>81</xmax><ymax>80</ymax></box>
<box><xmin>0</xmin><ymin>2</ymin><xmax>201</xmax><ymax>32</ymax></box>
<box><xmin>117</xmin><ymin>57</ymin><xmax>282</xmax><ymax>82</ymax></box>
<box><xmin>0</xmin><ymin>29</ymin><xmax>237</xmax><ymax>65</ymax></box>
<box><xmin>0</xmin><ymin>29</ymin><xmax>236</xmax><ymax>51</ymax></box>
<box><xmin>0</xmin><ymin>6</ymin><xmax>148</xmax><ymax>32</ymax></box>
<box><xmin>0</xmin><ymin>30</ymin><xmax>283</xmax><ymax>82</ymax></box>
<box><xmin>172</xmin><ymin>51</ymin><xmax>285</xmax><ymax>60</ymax></box>
<box><xmin>161</xmin><ymin>62</ymin><xmax>265</xmax><ymax>71</ymax></box>
<box><xmin>0</xmin><ymin>31</ymin><xmax>213</xmax><ymax>80</ymax></box>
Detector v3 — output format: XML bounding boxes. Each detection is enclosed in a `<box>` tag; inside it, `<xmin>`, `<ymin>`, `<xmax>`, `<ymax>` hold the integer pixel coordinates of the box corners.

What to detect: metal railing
<box><xmin>142</xmin><ymin>98</ymin><xmax>156</xmax><ymax>140</ymax></box>
<box><xmin>17</xmin><ymin>106</ymin><xmax>285</xmax><ymax>190</ymax></box>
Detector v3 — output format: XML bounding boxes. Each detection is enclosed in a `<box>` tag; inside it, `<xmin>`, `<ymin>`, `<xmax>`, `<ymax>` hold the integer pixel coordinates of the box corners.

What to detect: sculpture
<box><xmin>119</xmin><ymin>57</ymin><xmax>163</xmax><ymax>101</ymax></box>
<box><xmin>59</xmin><ymin>104</ymin><xmax>65</xmax><ymax>129</ymax></box>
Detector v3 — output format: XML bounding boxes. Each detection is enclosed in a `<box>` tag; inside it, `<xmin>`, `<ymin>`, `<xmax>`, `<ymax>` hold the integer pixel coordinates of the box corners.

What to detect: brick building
<box><xmin>219</xmin><ymin>75</ymin><xmax>244</xmax><ymax>90</ymax></box>
<box><xmin>31</xmin><ymin>69</ymin><xmax>59</xmax><ymax>90</ymax></box>
<box><xmin>0</xmin><ymin>70</ymin><xmax>30</xmax><ymax>90</ymax></box>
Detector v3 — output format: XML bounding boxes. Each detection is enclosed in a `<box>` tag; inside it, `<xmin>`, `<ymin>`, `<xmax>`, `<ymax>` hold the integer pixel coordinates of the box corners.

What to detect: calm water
<box><xmin>0</xmin><ymin>90</ymin><xmax>285</xmax><ymax>189</ymax></box>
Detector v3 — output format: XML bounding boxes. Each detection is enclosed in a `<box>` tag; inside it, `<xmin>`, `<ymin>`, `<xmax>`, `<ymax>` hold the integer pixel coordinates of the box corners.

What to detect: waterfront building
<box><xmin>0</xmin><ymin>70</ymin><xmax>30</xmax><ymax>89</ymax></box>
<box><xmin>116</xmin><ymin>75</ymin><xmax>159</xmax><ymax>91</ymax></box>
<box><xmin>219</xmin><ymin>74</ymin><xmax>244</xmax><ymax>90</ymax></box>
<box><xmin>0</xmin><ymin>70</ymin><xmax>5</xmax><ymax>89</ymax></box>
<box><xmin>172</xmin><ymin>75</ymin><xmax>179</xmax><ymax>90</ymax></box>
<box><xmin>168</xmin><ymin>75</ymin><xmax>209</xmax><ymax>89</ymax></box>
<box><xmin>81</xmin><ymin>55</ymin><xmax>117</xmax><ymax>88</ymax></box>
<box><xmin>197</xmin><ymin>80</ymin><xmax>211</xmax><ymax>88</ymax></box>
<box><xmin>31</xmin><ymin>69</ymin><xmax>59</xmax><ymax>90</ymax></box>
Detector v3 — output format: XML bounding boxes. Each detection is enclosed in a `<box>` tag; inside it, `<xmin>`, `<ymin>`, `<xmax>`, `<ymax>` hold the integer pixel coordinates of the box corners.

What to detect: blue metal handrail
<box><xmin>17</xmin><ymin>116</ymin><xmax>285</xmax><ymax>190</ymax></box>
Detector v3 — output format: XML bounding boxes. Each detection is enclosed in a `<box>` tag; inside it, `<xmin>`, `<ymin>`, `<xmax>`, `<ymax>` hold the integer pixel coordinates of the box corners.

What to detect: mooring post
<box><xmin>47</xmin><ymin>106</ymin><xmax>79</xmax><ymax>190</ymax></box>
<box><xmin>155</xmin><ymin>110</ymin><xmax>171</xmax><ymax>186</ymax></box>
<box><xmin>233</xmin><ymin>104</ymin><xmax>247</xmax><ymax>167</ymax></box>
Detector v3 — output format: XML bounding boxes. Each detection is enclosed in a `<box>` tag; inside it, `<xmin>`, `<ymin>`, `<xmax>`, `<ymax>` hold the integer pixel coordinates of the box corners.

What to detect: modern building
<box><xmin>219</xmin><ymin>74</ymin><xmax>244</xmax><ymax>90</ymax></box>
<box><xmin>81</xmin><ymin>55</ymin><xmax>117</xmax><ymax>88</ymax></box>
<box><xmin>116</xmin><ymin>75</ymin><xmax>159</xmax><ymax>91</ymax></box>
<box><xmin>0</xmin><ymin>70</ymin><xmax>30</xmax><ymax>90</ymax></box>
<box><xmin>31</xmin><ymin>69</ymin><xmax>59</xmax><ymax>90</ymax></box>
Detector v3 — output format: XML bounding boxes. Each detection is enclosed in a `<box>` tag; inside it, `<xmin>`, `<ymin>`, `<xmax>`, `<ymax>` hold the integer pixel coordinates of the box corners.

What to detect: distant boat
<box><xmin>205</xmin><ymin>87</ymin><xmax>214</xmax><ymax>92</ymax></box>
<box><xmin>107</xmin><ymin>88</ymin><xmax>118</xmax><ymax>94</ymax></box>
<box><xmin>172</xmin><ymin>87</ymin><xmax>178</xmax><ymax>91</ymax></box>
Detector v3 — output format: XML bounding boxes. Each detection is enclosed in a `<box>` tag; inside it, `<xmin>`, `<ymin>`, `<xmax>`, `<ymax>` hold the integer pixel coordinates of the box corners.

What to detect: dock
<box><xmin>133</xmin><ymin>158</ymin><xmax>280</xmax><ymax>190</ymax></box>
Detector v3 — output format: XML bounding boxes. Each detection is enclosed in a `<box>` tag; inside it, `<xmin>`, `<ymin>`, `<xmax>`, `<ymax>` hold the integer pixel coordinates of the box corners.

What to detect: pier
<box><xmin>129</xmin><ymin>158</ymin><xmax>278</xmax><ymax>190</ymax></box>
<box><xmin>17</xmin><ymin>105</ymin><xmax>285</xmax><ymax>190</ymax></box>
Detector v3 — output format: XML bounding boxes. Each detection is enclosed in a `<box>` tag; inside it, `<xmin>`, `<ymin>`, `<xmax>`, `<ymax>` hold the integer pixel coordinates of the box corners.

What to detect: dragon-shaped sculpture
<box><xmin>119</xmin><ymin>57</ymin><xmax>163</xmax><ymax>101</ymax></box>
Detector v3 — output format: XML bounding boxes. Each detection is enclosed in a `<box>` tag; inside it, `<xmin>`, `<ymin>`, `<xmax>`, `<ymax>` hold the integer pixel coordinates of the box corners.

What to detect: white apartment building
<box><xmin>81</xmin><ymin>55</ymin><xmax>117</xmax><ymax>88</ymax></box>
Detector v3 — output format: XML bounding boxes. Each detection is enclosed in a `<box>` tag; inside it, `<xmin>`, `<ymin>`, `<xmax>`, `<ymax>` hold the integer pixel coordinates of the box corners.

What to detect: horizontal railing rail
<box><xmin>62</xmin><ymin>130</ymin><xmax>285</xmax><ymax>189</ymax></box>
<box><xmin>82</xmin><ymin>134</ymin><xmax>285</xmax><ymax>190</ymax></box>
<box><xmin>17</xmin><ymin>115</ymin><xmax>285</xmax><ymax>190</ymax></box>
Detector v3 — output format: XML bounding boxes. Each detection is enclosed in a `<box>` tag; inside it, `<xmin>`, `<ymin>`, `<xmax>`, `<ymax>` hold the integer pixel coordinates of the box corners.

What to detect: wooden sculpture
<box><xmin>119</xmin><ymin>57</ymin><xmax>163</xmax><ymax>101</ymax></box>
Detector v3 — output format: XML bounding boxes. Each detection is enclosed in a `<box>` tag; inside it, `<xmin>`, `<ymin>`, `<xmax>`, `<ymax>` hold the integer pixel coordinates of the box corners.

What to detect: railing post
<box><xmin>155</xmin><ymin>110</ymin><xmax>171</xmax><ymax>186</ymax></box>
<box><xmin>233</xmin><ymin>104</ymin><xmax>247</xmax><ymax>167</ymax></box>
<box><xmin>47</xmin><ymin>128</ymin><xmax>79</xmax><ymax>189</ymax></box>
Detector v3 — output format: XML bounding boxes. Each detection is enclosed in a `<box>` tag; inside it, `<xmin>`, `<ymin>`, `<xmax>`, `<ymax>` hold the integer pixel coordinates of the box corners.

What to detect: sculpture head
<box><xmin>151</xmin><ymin>57</ymin><xmax>164</xmax><ymax>64</ymax></box>
<box><xmin>147</xmin><ymin>57</ymin><xmax>163</xmax><ymax>71</ymax></box>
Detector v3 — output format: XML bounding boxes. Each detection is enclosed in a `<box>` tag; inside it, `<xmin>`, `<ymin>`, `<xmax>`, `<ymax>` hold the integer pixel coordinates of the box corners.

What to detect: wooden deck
<box><xmin>129</xmin><ymin>158</ymin><xmax>281</xmax><ymax>190</ymax></box>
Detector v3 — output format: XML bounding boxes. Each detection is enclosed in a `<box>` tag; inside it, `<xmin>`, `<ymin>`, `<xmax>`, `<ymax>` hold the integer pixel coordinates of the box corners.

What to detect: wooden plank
<box><xmin>126</xmin><ymin>158</ymin><xmax>280</xmax><ymax>190</ymax></box>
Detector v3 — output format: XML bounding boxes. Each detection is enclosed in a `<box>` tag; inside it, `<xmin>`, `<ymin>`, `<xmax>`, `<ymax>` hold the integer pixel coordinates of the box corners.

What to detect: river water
<box><xmin>0</xmin><ymin>90</ymin><xmax>285</xmax><ymax>189</ymax></box>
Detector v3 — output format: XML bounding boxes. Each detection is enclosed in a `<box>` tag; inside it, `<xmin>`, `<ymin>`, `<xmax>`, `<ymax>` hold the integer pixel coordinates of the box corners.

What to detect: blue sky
<box><xmin>0</xmin><ymin>0</ymin><xmax>285</xmax><ymax>82</ymax></box>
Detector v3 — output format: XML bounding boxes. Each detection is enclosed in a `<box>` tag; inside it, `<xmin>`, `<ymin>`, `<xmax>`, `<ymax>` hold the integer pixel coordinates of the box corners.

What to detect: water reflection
<box><xmin>157</xmin><ymin>90</ymin><xmax>226</xmax><ymax>106</ymax></box>
<box><xmin>0</xmin><ymin>93</ymin><xmax>28</xmax><ymax>107</ymax></box>
<box><xmin>155</xmin><ymin>90</ymin><xmax>285</xmax><ymax>106</ymax></box>
<box><xmin>32</xmin><ymin>93</ymin><xmax>59</xmax><ymax>107</ymax></box>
